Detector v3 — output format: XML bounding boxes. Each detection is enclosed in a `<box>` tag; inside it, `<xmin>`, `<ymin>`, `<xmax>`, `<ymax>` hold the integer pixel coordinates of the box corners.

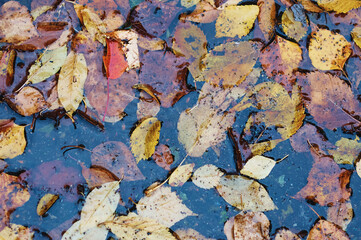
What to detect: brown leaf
<box><xmin>258</xmin><ymin>0</ymin><xmax>276</xmax><ymax>42</ymax></box>
<box><xmin>36</xmin><ymin>193</ymin><xmax>59</xmax><ymax>216</ymax></box>
<box><xmin>0</xmin><ymin>172</ymin><xmax>30</xmax><ymax>231</ymax></box>
<box><xmin>275</xmin><ymin>228</ymin><xmax>300</xmax><ymax>240</ymax></box>
<box><xmin>179</xmin><ymin>0</ymin><xmax>219</xmax><ymax>23</ymax></box>
<box><xmin>0</xmin><ymin>50</ymin><xmax>15</xmax><ymax>96</ymax></box>
<box><xmin>294</xmin><ymin>147</ymin><xmax>352</xmax><ymax>206</ymax></box>
<box><xmin>91</xmin><ymin>141</ymin><xmax>145</xmax><ymax>181</ymax></box>
<box><xmin>152</xmin><ymin>144</ymin><xmax>174</xmax><ymax>171</ymax></box>
<box><xmin>307</xmin><ymin>219</ymin><xmax>350</xmax><ymax>240</ymax></box>
<box><xmin>297</xmin><ymin>0</ymin><xmax>323</xmax><ymax>13</ymax></box>
<box><xmin>77</xmin><ymin>0</ymin><xmax>120</xmax><ymax>16</ymax></box>
<box><xmin>233</xmin><ymin>212</ymin><xmax>270</xmax><ymax>240</ymax></box>
<box><xmin>327</xmin><ymin>200</ymin><xmax>353</xmax><ymax>230</ymax></box>
<box><xmin>82</xmin><ymin>165</ymin><xmax>119</xmax><ymax>189</ymax></box>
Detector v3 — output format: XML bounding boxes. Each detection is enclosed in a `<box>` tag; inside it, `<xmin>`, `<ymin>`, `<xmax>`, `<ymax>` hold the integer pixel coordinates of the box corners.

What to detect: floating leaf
<box><xmin>0</xmin><ymin>120</ymin><xmax>26</xmax><ymax>159</ymax></box>
<box><xmin>327</xmin><ymin>201</ymin><xmax>353</xmax><ymax>230</ymax></box>
<box><xmin>192</xmin><ymin>164</ymin><xmax>224</xmax><ymax>189</ymax></box>
<box><xmin>80</xmin><ymin>181</ymin><xmax>120</xmax><ymax>232</ymax></box>
<box><xmin>0</xmin><ymin>50</ymin><xmax>16</xmax><ymax>95</ymax></box>
<box><xmin>62</xmin><ymin>220</ymin><xmax>108</xmax><ymax>240</ymax></box>
<box><xmin>351</xmin><ymin>26</ymin><xmax>361</xmax><ymax>49</ymax></box>
<box><xmin>58</xmin><ymin>51</ymin><xmax>88</xmax><ymax>117</ymax></box>
<box><xmin>137</xmin><ymin>186</ymin><xmax>196</xmax><ymax>227</ymax></box>
<box><xmin>275</xmin><ymin>228</ymin><xmax>300</xmax><ymax>240</ymax></box>
<box><xmin>103</xmin><ymin>214</ymin><xmax>177</xmax><ymax>240</ymax></box>
<box><xmin>37</xmin><ymin>193</ymin><xmax>59</xmax><ymax>216</ymax></box>
<box><xmin>240</xmin><ymin>155</ymin><xmax>276</xmax><ymax>180</ymax></box>
<box><xmin>78</xmin><ymin>6</ymin><xmax>106</xmax><ymax>45</ymax></box>
<box><xmin>0</xmin><ymin>224</ymin><xmax>33</xmax><ymax>240</ymax></box>
<box><xmin>182</xmin><ymin>0</ymin><xmax>200</xmax><ymax>8</ymax></box>
<box><xmin>315</xmin><ymin>0</ymin><xmax>361</xmax><ymax>13</ymax></box>
<box><xmin>298</xmin><ymin>0</ymin><xmax>323</xmax><ymax>12</ymax></box>
<box><xmin>257</xmin><ymin>0</ymin><xmax>276</xmax><ymax>42</ymax></box>
<box><xmin>175</xmin><ymin>228</ymin><xmax>215</xmax><ymax>240</ymax></box>
<box><xmin>233</xmin><ymin>212</ymin><xmax>270</xmax><ymax>240</ymax></box>
<box><xmin>216</xmin><ymin>175</ymin><xmax>277</xmax><ymax>211</ymax></box>
<box><xmin>152</xmin><ymin>144</ymin><xmax>174</xmax><ymax>171</ymax></box>
<box><xmin>282</xmin><ymin>7</ymin><xmax>308</xmax><ymax>42</ymax></box>
<box><xmin>307</xmin><ymin>219</ymin><xmax>350</xmax><ymax>239</ymax></box>
<box><xmin>215</xmin><ymin>5</ymin><xmax>259</xmax><ymax>38</ymax></box>
<box><xmin>26</xmin><ymin>45</ymin><xmax>67</xmax><ymax>84</ymax></box>
<box><xmin>329</xmin><ymin>137</ymin><xmax>361</xmax><ymax>164</ymax></box>
<box><xmin>82</xmin><ymin>166</ymin><xmax>119</xmax><ymax>190</ymax></box>
<box><xmin>179</xmin><ymin>0</ymin><xmax>219</xmax><ymax>23</ymax></box>
<box><xmin>136</xmin><ymin>91</ymin><xmax>161</xmax><ymax>120</ymax></box>
<box><xmin>130</xmin><ymin>117</ymin><xmax>161</xmax><ymax>162</ymax></box>
<box><xmin>169</xmin><ymin>163</ymin><xmax>195</xmax><ymax>187</ymax></box>
<box><xmin>103</xmin><ymin>39</ymin><xmax>128</xmax><ymax>79</ymax></box>
<box><xmin>308</xmin><ymin>29</ymin><xmax>352</xmax><ymax>71</ymax></box>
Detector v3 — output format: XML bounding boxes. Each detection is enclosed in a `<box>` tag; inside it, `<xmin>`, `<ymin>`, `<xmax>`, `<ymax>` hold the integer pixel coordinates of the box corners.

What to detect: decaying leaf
<box><xmin>327</xmin><ymin>200</ymin><xmax>353</xmax><ymax>230</ymax></box>
<box><xmin>297</xmin><ymin>0</ymin><xmax>323</xmax><ymax>12</ymax></box>
<box><xmin>76</xmin><ymin>5</ymin><xmax>106</xmax><ymax>45</ymax></box>
<box><xmin>175</xmin><ymin>228</ymin><xmax>215</xmax><ymax>240</ymax></box>
<box><xmin>216</xmin><ymin>175</ymin><xmax>277</xmax><ymax>211</ymax></box>
<box><xmin>0</xmin><ymin>50</ymin><xmax>16</xmax><ymax>95</ymax></box>
<box><xmin>308</xmin><ymin>28</ymin><xmax>352</xmax><ymax>71</ymax></box>
<box><xmin>352</xmin><ymin>26</ymin><xmax>361</xmax><ymax>50</ymax></box>
<box><xmin>0</xmin><ymin>224</ymin><xmax>33</xmax><ymax>240</ymax></box>
<box><xmin>282</xmin><ymin>7</ymin><xmax>308</xmax><ymax>42</ymax></box>
<box><xmin>240</xmin><ymin>155</ymin><xmax>276</xmax><ymax>180</ymax></box>
<box><xmin>137</xmin><ymin>186</ymin><xmax>196</xmax><ymax>227</ymax></box>
<box><xmin>26</xmin><ymin>45</ymin><xmax>67</xmax><ymax>84</ymax></box>
<box><xmin>152</xmin><ymin>144</ymin><xmax>174</xmax><ymax>171</ymax></box>
<box><xmin>169</xmin><ymin>163</ymin><xmax>195</xmax><ymax>187</ymax></box>
<box><xmin>138</xmin><ymin>35</ymin><xmax>166</xmax><ymax>51</ymax></box>
<box><xmin>0</xmin><ymin>1</ymin><xmax>38</xmax><ymax>44</ymax></box>
<box><xmin>58</xmin><ymin>51</ymin><xmax>88</xmax><ymax>117</ymax></box>
<box><xmin>62</xmin><ymin>220</ymin><xmax>108</xmax><ymax>240</ymax></box>
<box><xmin>91</xmin><ymin>141</ymin><xmax>145</xmax><ymax>181</ymax></box>
<box><xmin>329</xmin><ymin>136</ymin><xmax>361</xmax><ymax>164</ymax></box>
<box><xmin>103</xmin><ymin>10</ymin><xmax>125</xmax><ymax>32</ymax></box>
<box><xmin>130</xmin><ymin>117</ymin><xmax>161</xmax><ymax>162</ymax></box>
<box><xmin>307</xmin><ymin>219</ymin><xmax>350</xmax><ymax>240</ymax></box>
<box><xmin>136</xmin><ymin>91</ymin><xmax>161</xmax><ymax>120</ymax></box>
<box><xmin>315</xmin><ymin>0</ymin><xmax>361</xmax><ymax>13</ymax></box>
<box><xmin>179</xmin><ymin>0</ymin><xmax>219</xmax><ymax>23</ymax></box>
<box><xmin>0</xmin><ymin>120</ymin><xmax>26</xmax><ymax>159</ymax></box>
<box><xmin>275</xmin><ymin>228</ymin><xmax>300</xmax><ymax>240</ymax></box>
<box><xmin>182</xmin><ymin>0</ymin><xmax>200</xmax><ymax>8</ymax></box>
<box><xmin>80</xmin><ymin>181</ymin><xmax>120</xmax><ymax>232</ymax></box>
<box><xmin>294</xmin><ymin>147</ymin><xmax>352</xmax><ymax>206</ymax></box>
<box><xmin>233</xmin><ymin>212</ymin><xmax>270</xmax><ymax>240</ymax></box>
<box><xmin>215</xmin><ymin>5</ymin><xmax>259</xmax><ymax>38</ymax></box>
<box><xmin>257</xmin><ymin>0</ymin><xmax>276</xmax><ymax>42</ymax></box>
<box><xmin>192</xmin><ymin>164</ymin><xmax>224</xmax><ymax>189</ymax></box>
<box><xmin>103</xmin><ymin>214</ymin><xmax>176</xmax><ymax>240</ymax></box>
<box><xmin>223</xmin><ymin>216</ymin><xmax>235</xmax><ymax>240</ymax></box>
<box><xmin>36</xmin><ymin>193</ymin><xmax>59</xmax><ymax>216</ymax></box>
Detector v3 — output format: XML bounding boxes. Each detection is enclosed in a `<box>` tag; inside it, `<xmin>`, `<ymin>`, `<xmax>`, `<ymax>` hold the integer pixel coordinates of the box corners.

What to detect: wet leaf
<box><xmin>0</xmin><ymin>224</ymin><xmax>33</xmax><ymax>240</ymax></box>
<box><xmin>91</xmin><ymin>141</ymin><xmax>145</xmax><ymax>181</ymax></box>
<box><xmin>58</xmin><ymin>51</ymin><xmax>88</xmax><ymax>117</ymax></box>
<box><xmin>351</xmin><ymin>26</ymin><xmax>361</xmax><ymax>49</ymax></box>
<box><xmin>0</xmin><ymin>120</ymin><xmax>26</xmax><ymax>159</ymax></box>
<box><xmin>275</xmin><ymin>228</ymin><xmax>300</xmax><ymax>240</ymax></box>
<box><xmin>215</xmin><ymin>5</ymin><xmax>259</xmax><ymax>38</ymax></box>
<box><xmin>26</xmin><ymin>45</ymin><xmax>67</xmax><ymax>84</ymax></box>
<box><xmin>315</xmin><ymin>0</ymin><xmax>361</xmax><ymax>13</ymax></box>
<box><xmin>308</xmin><ymin>29</ymin><xmax>352</xmax><ymax>71</ymax></box>
<box><xmin>329</xmin><ymin>136</ymin><xmax>361</xmax><ymax>164</ymax></box>
<box><xmin>103</xmin><ymin>214</ymin><xmax>176</xmax><ymax>240</ymax></box>
<box><xmin>216</xmin><ymin>175</ymin><xmax>277</xmax><ymax>211</ymax></box>
<box><xmin>0</xmin><ymin>172</ymin><xmax>30</xmax><ymax>231</ymax></box>
<box><xmin>182</xmin><ymin>0</ymin><xmax>200</xmax><ymax>8</ymax></box>
<box><xmin>137</xmin><ymin>186</ymin><xmax>196</xmax><ymax>227</ymax></box>
<box><xmin>192</xmin><ymin>164</ymin><xmax>224</xmax><ymax>189</ymax></box>
<box><xmin>0</xmin><ymin>50</ymin><xmax>16</xmax><ymax>95</ymax></box>
<box><xmin>130</xmin><ymin>117</ymin><xmax>161</xmax><ymax>162</ymax></box>
<box><xmin>152</xmin><ymin>144</ymin><xmax>173</xmax><ymax>171</ymax></box>
<box><xmin>0</xmin><ymin>1</ymin><xmax>38</xmax><ymax>44</ymax></box>
<box><xmin>240</xmin><ymin>155</ymin><xmax>276</xmax><ymax>180</ymax></box>
<box><xmin>282</xmin><ymin>7</ymin><xmax>308</xmax><ymax>42</ymax></box>
<box><xmin>233</xmin><ymin>212</ymin><xmax>270</xmax><ymax>240</ymax></box>
<box><xmin>138</xmin><ymin>35</ymin><xmax>166</xmax><ymax>51</ymax></box>
<box><xmin>294</xmin><ymin>148</ymin><xmax>352</xmax><ymax>206</ymax></box>
<box><xmin>223</xmin><ymin>215</ymin><xmax>235</xmax><ymax>240</ymax></box>
<box><xmin>258</xmin><ymin>0</ymin><xmax>276</xmax><ymax>42</ymax></box>
<box><xmin>327</xmin><ymin>200</ymin><xmax>353</xmax><ymax>230</ymax></box>
<box><xmin>307</xmin><ymin>219</ymin><xmax>350</xmax><ymax>239</ymax></box>
<box><xmin>136</xmin><ymin>91</ymin><xmax>161</xmax><ymax>120</ymax></box>
<box><xmin>80</xmin><ymin>181</ymin><xmax>120</xmax><ymax>232</ymax></box>
<box><xmin>62</xmin><ymin>220</ymin><xmax>108</xmax><ymax>240</ymax></box>
<box><xmin>297</xmin><ymin>0</ymin><xmax>323</xmax><ymax>12</ymax></box>
<box><xmin>103</xmin><ymin>10</ymin><xmax>125</xmax><ymax>32</ymax></box>
<box><xmin>169</xmin><ymin>163</ymin><xmax>194</xmax><ymax>187</ymax></box>
<box><xmin>36</xmin><ymin>193</ymin><xmax>59</xmax><ymax>216</ymax></box>
<box><xmin>179</xmin><ymin>0</ymin><xmax>219</xmax><ymax>23</ymax></box>
<box><xmin>103</xmin><ymin>38</ymin><xmax>128</xmax><ymax>79</ymax></box>
<box><xmin>196</xmin><ymin>41</ymin><xmax>259</xmax><ymax>87</ymax></box>
<box><xmin>77</xmin><ymin>5</ymin><xmax>106</xmax><ymax>45</ymax></box>
<box><xmin>82</xmin><ymin>166</ymin><xmax>119</xmax><ymax>190</ymax></box>
<box><xmin>31</xmin><ymin>5</ymin><xmax>52</xmax><ymax>21</ymax></box>
<box><xmin>175</xmin><ymin>228</ymin><xmax>215</xmax><ymax>240</ymax></box>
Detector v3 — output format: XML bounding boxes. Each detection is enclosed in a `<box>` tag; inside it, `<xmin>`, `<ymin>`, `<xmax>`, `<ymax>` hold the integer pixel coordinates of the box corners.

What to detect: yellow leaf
<box><xmin>351</xmin><ymin>26</ymin><xmax>361</xmax><ymax>49</ymax></box>
<box><xmin>79</xmin><ymin>7</ymin><xmax>107</xmax><ymax>45</ymax></box>
<box><xmin>0</xmin><ymin>224</ymin><xmax>33</xmax><ymax>240</ymax></box>
<box><xmin>0</xmin><ymin>120</ymin><xmax>26</xmax><ymax>159</ymax></box>
<box><xmin>329</xmin><ymin>136</ymin><xmax>361</xmax><ymax>165</ymax></box>
<box><xmin>31</xmin><ymin>5</ymin><xmax>52</xmax><ymax>21</ymax></box>
<box><xmin>182</xmin><ymin>0</ymin><xmax>200</xmax><ymax>8</ymax></box>
<box><xmin>258</xmin><ymin>0</ymin><xmax>276</xmax><ymax>42</ymax></box>
<box><xmin>9</xmin><ymin>86</ymin><xmax>48</xmax><ymax>116</ymax></box>
<box><xmin>169</xmin><ymin>163</ymin><xmax>195</xmax><ymax>187</ymax></box>
<box><xmin>308</xmin><ymin>29</ymin><xmax>352</xmax><ymax>71</ymax></box>
<box><xmin>58</xmin><ymin>51</ymin><xmax>88</xmax><ymax>117</ymax></box>
<box><xmin>240</xmin><ymin>155</ymin><xmax>276</xmax><ymax>180</ymax></box>
<box><xmin>307</xmin><ymin>219</ymin><xmax>349</xmax><ymax>239</ymax></box>
<box><xmin>315</xmin><ymin>0</ymin><xmax>361</xmax><ymax>13</ymax></box>
<box><xmin>36</xmin><ymin>193</ymin><xmax>59</xmax><ymax>216</ymax></box>
<box><xmin>130</xmin><ymin>117</ymin><xmax>161</xmax><ymax>162</ymax></box>
<box><xmin>282</xmin><ymin>8</ymin><xmax>308</xmax><ymax>42</ymax></box>
<box><xmin>103</xmin><ymin>215</ymin><xmax>177</xmax><ymax>240</ymax></box>
<box><xmin>27</xmin><ymin>45</ymin><xmax>67</xmax><ymax>84</ymax></box>
<box><xmin>192</xmin><ymin>164</ymin><xmax>224</xmax><ymax>189</ymax></box>
<box><xmin>215</xmin><ymin>5</ymin><xmax>259</xmax><ymax>38</ymax></box>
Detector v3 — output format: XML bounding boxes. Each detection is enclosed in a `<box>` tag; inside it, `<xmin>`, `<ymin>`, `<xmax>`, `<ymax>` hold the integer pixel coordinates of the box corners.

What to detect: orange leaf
<box><xmin>103</xmin><ymin>38</ymin><xmax>128</xmax><ymax>80</ymax></box>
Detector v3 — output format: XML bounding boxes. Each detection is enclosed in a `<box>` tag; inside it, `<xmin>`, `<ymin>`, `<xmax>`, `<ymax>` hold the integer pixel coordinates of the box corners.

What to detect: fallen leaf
<box><xmin>0</xmin><ymin>1</ymin><xmax>38</xmax><ymax>44</ymax></box>
<box><xmin>182</xmin><ymin>0</ymin><xmax>200</xmax><ymax>8</ymax></box>
<box><xmin>216</xmin><ymin>175</ymin><xmax>277</xmax><ymax>211</ymax></box>
<box><xmin>130</xmin><ymin>117</ymin><xmax>161</xmax><ymax>162</ymax></box>
<box><xmin>233</xmin><ymin>212</ymin><xmax>270</xmax><ymax>240</ymax></box>
<box><xmin>169</xmin><ymin>163</ymin><xmax>195</xmax><ymax>187</ymax></box>
<box><xmin>327</xmin><ymin>200</ymin><xmax>353</xmax><ymax>230</ymax></box>
<box><xmin>0</xmin><ymin>120</ymin><xmax>26</xmax><ymax>159</ymax></box>
<box><xmin>282</xmin><ymin>7</ymin><xmax>308</xmax><ymax>42</ymax></box>
<box><xmin>103</xmin><ymin>38</ymin><xmax>128</xmax><ymax>79</ymax></box>
<box><xmin>196</xmin><ymin>41</ymin><xmax>259</xmax><ymax>87</ymax></box>
<box><xmin>138</xmin><ymin>35</ymin><xmax>166</xmax><ymax>51</ymax></box>
<box><xmin>258</xmin><ymin>0</ymin><xmax>276</xmax><ymax>42</ymax></box>
<box><xmin>36</xmin><ymin>193</ymin><xmax>59</xmax><ymax>216</ymax></box>
<box><xmin>58</xmin><ymin>51</ymin><xmax>88</xmax><ymax>117</ymax></box>
<box><xmin>307</xmin><ymin>219</ymin><xmax>350</xmax><ymax>239</ymax></box>
<box><xmin>137</xmin><ymin>186</ymin><xmax>196</xmax><ymax>227</ymax></box>
<box><xmin>62</xmin><ymin>220</ymin><xmax>108</xmax><ymax>240</ymax></box>
<box><xmin>26</xmin><ymin>45</ymin><xmax>67</xmax><ymax>84</ymax></box>
<box><xmin>315</xmin><ymin>0</ymin><xmax>361</xmax><ymax>13</ymax></box>
<box><xmin>136</xmin><ymin>91</ymin><xmax>161</xmax><ymax>120</ymax></box>
<box><xmin>80</xmin><ymin>181</ymin><xmax>120</xmax><ymax>232</ymax></box>
<box><xmin>351</xmin><ymin>26</ymin><xmax>361</xmax><ymax>49</ymax></box>
<box><xmin>240</xmin><ymin>155</ymin><xmax>276</xmax><ymax>180</ymax></box>
<box><xmin>215</xmin><ymin>5</ymin><xmax>259</xmax><ymax>38</ymax></box>
<box><xmin>223</xmin><ymin>216</ymin><xmax>235</xmax><ymax>240</ymax></box>
<box><xmin>152</xmin><ymin>144</ymin><xmax>174</xmax><ymax>171</ymax></box>
<box><xmin>82</xmin><ymin>166</ymin><xmax>119</xmax><ymax>190</ymax></box>
<box><xmin>297</xmin><ymin>0</ymin><xmax>323</xmax><ymax>12</ymax></box>
<box><xmin>179</xmin><ymin>0</ymin><xmax>219</xmax><ymax>23</ymax></box>
<box><xmin>91</xmin><ymin>141</ymin><xmax>145</xmax><ymax>181</ymax></box>
<box><xmin>294</xmin><ymin>147</ymin><xmax>352</xmax><ymax>206</ymax></box>
<box><xmin>103</xmin><ymin>214</ymin><xmax>176</xmax><ymax>240</ymax></box>
<box><xmin>329</xmin><ymin>136</ymin><xmax>361</xmax><ymax>164</ymax></box>
<box><xmin>0</xmin><ymin>224</ymin><xmax>33</xmax><ymax>240</ymax></box>
<box><xmin>275</xmin><ymin>228</ymin><xmax>301</xmax><ymax>240</ymax></box>
<box><xmin>77</xmin><ymin>6</ymin><xmax>106</xmax><ymax>45</ymax></box>
<box><xmin>175</xmin><ymin>228</ymin><xmax>216</xmax><ymax>240</ymax></box>
<box><xmin>103</xmin><ymin>10</ymin><xmax>125</xmax><ymax>32</ymax></box>
<box><xmin>31</xmin><ymin>5</ymin><xmax>52</xmax><ymax>21</ymax></box>
<box><xmin>0</xmin><ymin>50</ymin><xmax>16</xmax><ymax>95</ymax></box>
<box><xmin>308</xmin><ymin>28</ymin><xmax>352</xmax><ymax>71</ymax></box>
<box><xmin>192</xmin><ymin>164</ymin><xmax>224</xmax><ymax>189</ymax></box>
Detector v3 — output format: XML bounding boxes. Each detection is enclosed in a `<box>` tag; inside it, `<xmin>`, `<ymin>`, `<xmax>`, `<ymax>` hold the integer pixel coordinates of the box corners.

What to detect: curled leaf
<box><xmin>37</xmin><ymin>193</ymin><xmax>59</xmax><ymax>216</ymax></box>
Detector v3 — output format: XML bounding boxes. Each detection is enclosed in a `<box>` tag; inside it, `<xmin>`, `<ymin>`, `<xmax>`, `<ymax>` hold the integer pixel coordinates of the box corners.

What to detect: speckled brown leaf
<box><xmin>282</xmin><ymin>7</ymin><xmax>308</xmax><ymax>42</ymax></box>
<box><xmin>294</xmin><ymin>147</ymin><xmax>352</xmax><ymax>206</ymax></box>
<box><xmin>82</xmin><ymin>166</ymin><xmax>119</xmax><ymax>190</ymax></box>
<box><xmin>152</xmin><ymin>144</ymin><xmax>174</xmax><ymax>171</ymax></box>
<box><xmin>307</xmin><ymin>219</ymin><xmax>350</xmax><ymax>240</ymax></box>
<box><xmin>233</xmin><ymin>212</ymin><xmax>270</xmax><ymax>240</ymax></box>
<box><xmin>91</xmin><ymin>141</ymin><xmax>145</xmax><ymax>181</ymax></box>
<box><xmin>258</xmin><ymin>0</ymin><xmax>276</xmax><ymax>42</ymax></box>
<box><xmin>327</xmin><ymin>200</ymin><xmax>353</xmax><ymax>230</ymax></box>
<box><xmin>0</xmin><ymin>120</ymin><xmax>26</xmax><ymax>160</ymax></box>
<box><xmin>275</xmin><ymin>228</ymin><xmax>300</xmax><ymax>240</ymax></box>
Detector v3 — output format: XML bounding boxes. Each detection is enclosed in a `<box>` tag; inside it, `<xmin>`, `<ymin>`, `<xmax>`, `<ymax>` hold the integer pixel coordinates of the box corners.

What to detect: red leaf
<box><xmin>103</xmin><ymin>38</ymin><xmax>128</xmax><ymax>80</ymax></box>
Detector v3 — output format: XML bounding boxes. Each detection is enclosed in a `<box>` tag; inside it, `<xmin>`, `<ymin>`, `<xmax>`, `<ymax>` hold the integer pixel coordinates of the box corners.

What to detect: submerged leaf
<box><xmin>179</xmin><ymin>0</ymin><xmax>219</xmax><ymax>23</ymax></box>
<box><xmin>175</xmin><ymin>228</ymin><xmax>215</xmax><ymax>240</ymax></box>
<box><xmin>282</xmin><ymin>7</ymin><xmax>308</xmax><ymax>42</ymax></box>
<box><xmin>0</xmin><ymin>120</ymin><xmax>26</xmax><ymax>159</ymax></box>
<box><xmin>327</xmin><ymin>201</ymin><xmax>353</xmax><ymax>230</ymax></box>
<box><xmin>152</xmin><ymin>144</ymin><xmax>174</xmax><ymax>171</ymax></box>
<box><xmin>275</xmin><ymin>228</ymin><xmax>301</xmax><ymax>240</ymax></box>
<box><xmin>0</xmin><ymin>50</ymin><xmax>16</xmax><ymax>95</ymax></box>
<box><xmin>329</xmin><ymin>137</ymin><xmax>361</xmax><ymax>164</ymax></box>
